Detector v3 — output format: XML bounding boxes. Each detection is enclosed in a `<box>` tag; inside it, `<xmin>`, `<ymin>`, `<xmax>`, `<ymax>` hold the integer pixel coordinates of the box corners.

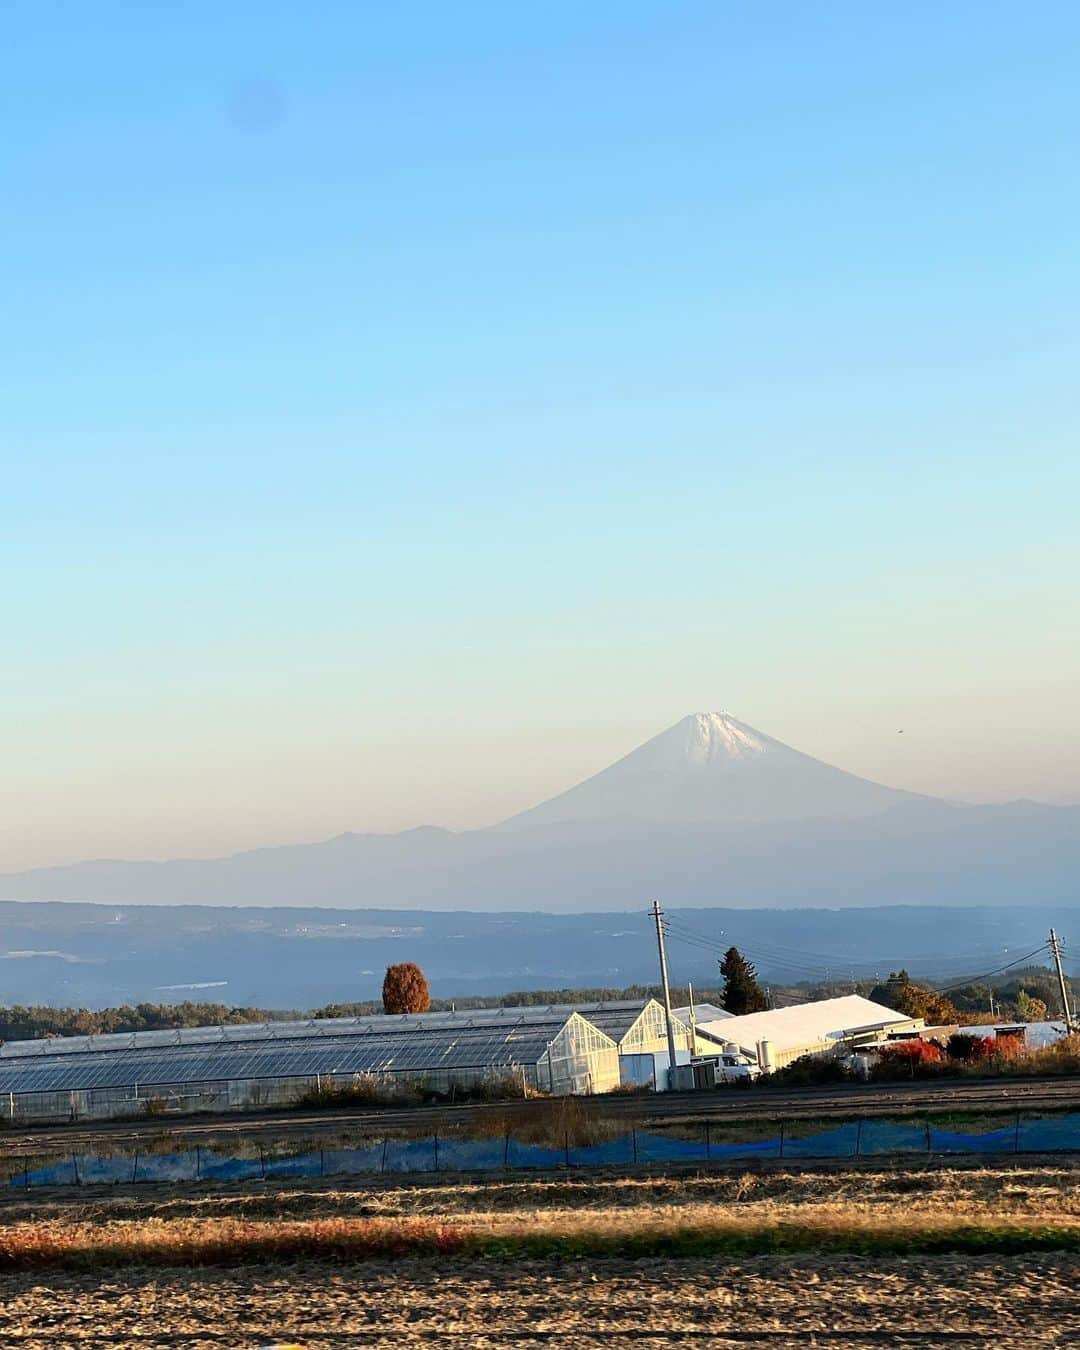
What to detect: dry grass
<box><xmin>466</xmin><ymin>1093</ymin><xmax>620</xmax><ymax>1146</ymax></box>
<box><xmin>2</xmin><ymin>1157</ymin><xmax>1078</xmax><ymax>1269</ymax></box>
<box><xmin>0</xmin><ymin>1215</ymin><xmax>466</xmax><ymax>1269</ymax></box>
<box><xmin>0</xmin><ymin>1208</ymin><xmax>1076</xmax><ymax>1269</ymax></box>
<box><xmin>2</xmin><ymin>1166</ymin><xmax>1079</xmax><ymax>1345</ymax></box>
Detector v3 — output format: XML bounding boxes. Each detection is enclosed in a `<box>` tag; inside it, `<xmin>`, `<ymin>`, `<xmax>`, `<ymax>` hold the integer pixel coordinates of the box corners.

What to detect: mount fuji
<box><xmin>1</xmin><ymin>713</ymin><xmax>1076</xmax><ymax>913</ymax></box>
<box><xmin>500</xmin><ymin>712</ymin><xmax>926</xmax><ymax>828</ymax></box>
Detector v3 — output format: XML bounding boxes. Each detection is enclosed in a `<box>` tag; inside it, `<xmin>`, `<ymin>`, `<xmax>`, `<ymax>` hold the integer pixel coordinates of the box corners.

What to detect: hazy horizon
<box><xmin>5</xmin><ymin>708</ymin><xmax>1078</xmax><ymax>873</ymax></box>
<box><xmin>4</xmin><ymin>4</ymin><xmax>1079</xmax><ymax>871</ymax></box>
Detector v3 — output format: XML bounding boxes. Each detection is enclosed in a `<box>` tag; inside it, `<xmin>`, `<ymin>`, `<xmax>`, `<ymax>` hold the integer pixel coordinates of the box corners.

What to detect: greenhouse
<box><xmin>0</xmin><ymin>1004</ymin><xmax>627</xmax><ymax>1123</ymax></box>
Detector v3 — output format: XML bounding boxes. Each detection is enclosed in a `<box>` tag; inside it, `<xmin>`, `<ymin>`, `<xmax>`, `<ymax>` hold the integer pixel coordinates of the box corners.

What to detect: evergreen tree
<box><xmin>719</xmin><ymin>947</ymin><xmax>768</xmax><ymax>1015</ymax></box>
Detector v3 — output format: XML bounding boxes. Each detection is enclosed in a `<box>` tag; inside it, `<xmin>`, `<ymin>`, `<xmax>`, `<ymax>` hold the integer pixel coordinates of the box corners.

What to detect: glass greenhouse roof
<box><xmin>0</xmin><ymin>1023</ymin><xmax>573</xmax><ymax>1094</ymax></box>
<box><xmin>0</xmin><ymin>1001</ymin><xmax>650</xmax><ymax>1060</ymax></box>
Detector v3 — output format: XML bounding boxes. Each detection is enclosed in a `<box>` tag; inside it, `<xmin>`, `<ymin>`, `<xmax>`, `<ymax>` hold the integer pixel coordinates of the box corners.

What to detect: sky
<box><xmin>3</xmin><ymin>2</ymin><xmax>1079</xmax><ymax>870</ymax></box>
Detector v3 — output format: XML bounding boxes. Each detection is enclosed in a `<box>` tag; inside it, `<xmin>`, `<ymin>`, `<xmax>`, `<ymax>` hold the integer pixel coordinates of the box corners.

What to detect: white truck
<box><xmin>692</xmin><ymin>1048</ymin><xmax>760</xmax><ymax>1085</ymax></box>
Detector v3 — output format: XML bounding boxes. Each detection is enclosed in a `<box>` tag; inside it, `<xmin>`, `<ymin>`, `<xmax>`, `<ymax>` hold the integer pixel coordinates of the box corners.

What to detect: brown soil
<box><xmin>3</xmin><ymin>1161</ymin><xmax>1078</xmax><ymax>1345</ymax></box>
<box><xmin>1</xmin><ymin>1255</ymin><xmax>1077</xmax><ymax>1347</ymax></box>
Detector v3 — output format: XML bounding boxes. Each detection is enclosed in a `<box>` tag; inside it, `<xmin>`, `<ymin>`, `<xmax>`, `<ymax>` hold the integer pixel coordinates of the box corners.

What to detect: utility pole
<box><xmin>1049</xmin><ymin>929</ymin><xmax>1074</xmax><ymax>1032</ymax></box>
<box><xmin>687</xmin><ymin>980</ymin><xmax>697</xmax><ymax>1048</ymax></box>
<box><xmin>651</xmin><ymin>900</ymin><xmax>680</xmax><ymax>1087</ymax></box>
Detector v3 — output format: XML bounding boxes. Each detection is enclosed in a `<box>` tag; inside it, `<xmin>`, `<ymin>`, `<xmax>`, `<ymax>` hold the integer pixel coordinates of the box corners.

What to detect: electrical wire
<box><xmin>663</xmin><ymin>914</ymin><xmax>1051</xmax><ymax>983</ymax></box>
<box><xmin>661</xmin><ymin>913</ymin><xmax>1052</xmax><ymax>993</ymax></box>
<box><xmin>665</xmin><ymin>911</ymin><xmax>1037</xmax><ymax>967</ymax></box>
<box><xmin>928</xmin><ymin>945</ymin><xmax>1052</xmax><ymax>995</ymax></box>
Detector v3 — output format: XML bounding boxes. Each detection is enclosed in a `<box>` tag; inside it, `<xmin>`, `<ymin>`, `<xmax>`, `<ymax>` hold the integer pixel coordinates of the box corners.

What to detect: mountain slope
<box><xmin>499</xmin><ymin>713</ymin><xmax>928</xmax><ymax>828</ymax></box>
<box><xmin>1</xmin><ymin>713</ymin><xmax>1075</xmax><ymax>913</ymax></box>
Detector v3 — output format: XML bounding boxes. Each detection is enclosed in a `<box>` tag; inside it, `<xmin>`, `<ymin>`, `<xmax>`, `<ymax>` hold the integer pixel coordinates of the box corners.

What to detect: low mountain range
<box><xmin>2</xmin><ymin>713</ymin><xmax>1077</xmax><ymax>911</ymax></box>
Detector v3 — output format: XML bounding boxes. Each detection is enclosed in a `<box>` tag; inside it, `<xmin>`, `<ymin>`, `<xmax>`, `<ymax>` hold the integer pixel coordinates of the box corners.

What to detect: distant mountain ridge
<box><xmin>1</xmin><ymin>713</ymin><xmax>1076</xmax><ymax>912</ymax></box>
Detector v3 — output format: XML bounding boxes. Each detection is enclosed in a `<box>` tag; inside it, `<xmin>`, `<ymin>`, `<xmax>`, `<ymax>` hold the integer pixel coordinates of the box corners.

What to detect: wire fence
<box><xmin>8</xmin><ymin>1112</ymin><xmax>1080</xmax><ymax>1187</ymax></box>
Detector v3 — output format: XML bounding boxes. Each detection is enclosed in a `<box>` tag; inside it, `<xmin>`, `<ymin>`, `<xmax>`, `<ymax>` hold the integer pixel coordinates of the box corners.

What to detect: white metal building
<box><xmin>695</xmin><ymin>994</ymin><xmax>924</xmax><ymax>1071</ymax></box>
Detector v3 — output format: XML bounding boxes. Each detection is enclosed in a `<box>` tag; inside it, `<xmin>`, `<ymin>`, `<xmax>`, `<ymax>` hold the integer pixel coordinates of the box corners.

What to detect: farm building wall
<box><xmin>619</xmin><ymin>1048</ymin><xmax>692</xmax><ymax>1091</ymax></box>
<box><xmin>0</xmin><ymin>1063</ymin><xmax>541</xmax><ymax>1126</ymax></box>
<box><xmin>536</xmin><ymin>1014</ymin><xmax>620</xmax><ymax>1095</ymax></box>
<box><xmin>617</xmin><ymin>1003</ymin><xmax>693</xmax><ymax>1054</ymax></box>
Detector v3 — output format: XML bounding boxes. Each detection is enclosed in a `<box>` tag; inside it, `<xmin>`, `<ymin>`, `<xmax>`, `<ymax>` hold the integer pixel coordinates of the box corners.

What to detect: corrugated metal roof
<box><xmin>673</xmin><ymin>1003</ymin><xmax>730</xmax><ymax>1024</ymax></box>
<box><xmin>697</xmin><ymin>995</ymin><xmax>919</xmax><ymax>1055</ymax></box>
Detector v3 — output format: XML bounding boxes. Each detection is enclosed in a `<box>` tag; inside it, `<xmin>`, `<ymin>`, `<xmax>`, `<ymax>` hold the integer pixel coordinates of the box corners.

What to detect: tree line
<box><xmin>0</xmin><ymin>954</ymin><xmax>1069</xmax><ymax>1043</ymax></box>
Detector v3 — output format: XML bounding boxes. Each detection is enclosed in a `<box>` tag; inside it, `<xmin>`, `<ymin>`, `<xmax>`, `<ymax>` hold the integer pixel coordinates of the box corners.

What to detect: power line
<box><xmin>663</xmin><ymin>915</ymin><xmax>1053</xmax><ymax>988</ymax></box>
<box><xmin>923</xmin><ymin>945</ymin><xmax>1051</xmax><ymax>995</ymax></box>
<box><xmin>664</xmin><ymin>913</ymin><xmax>1043</xmax><ymax>969</ymax></box>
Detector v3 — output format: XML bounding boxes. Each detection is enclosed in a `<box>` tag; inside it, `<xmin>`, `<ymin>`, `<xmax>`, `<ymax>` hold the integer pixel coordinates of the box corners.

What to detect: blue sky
<box><xmin>3</xmin><ymin>2</ymin><xmax>1079</xmax><ymax>866</ymax></box>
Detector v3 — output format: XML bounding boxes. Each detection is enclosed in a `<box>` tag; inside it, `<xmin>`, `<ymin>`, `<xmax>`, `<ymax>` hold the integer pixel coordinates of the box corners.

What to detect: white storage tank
<box><xmin>756</xmin><ymin>1038</ymin><xmax>776</xmax><ymax>1073</ymax></box>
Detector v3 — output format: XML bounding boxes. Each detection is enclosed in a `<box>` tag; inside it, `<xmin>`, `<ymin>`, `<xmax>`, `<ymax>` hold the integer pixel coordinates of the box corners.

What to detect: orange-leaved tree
<box><xmin>892</xmin><ymin>981</ymin><xmax>960</xmax><ymax>1025</ymax></box>
<box><xmin>382</xmin><ymin>962</ymin><xmax>431</xmax><ymax>1014</ymax></box>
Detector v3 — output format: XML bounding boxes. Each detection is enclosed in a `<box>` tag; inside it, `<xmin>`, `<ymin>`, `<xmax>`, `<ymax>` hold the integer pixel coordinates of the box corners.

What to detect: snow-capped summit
<box><xmin>668</xmin><ymin>712</ymin><xmax>768</xmax><ymax>764</ymax></box>
<box><xmin>499</xmin><ymin>711</ymin><xmax>925</xmax><ymax>829</ymax></box>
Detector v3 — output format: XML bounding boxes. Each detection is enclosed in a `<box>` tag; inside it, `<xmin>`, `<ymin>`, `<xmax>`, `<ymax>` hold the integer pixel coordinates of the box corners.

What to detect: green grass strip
<box><xmin>1</xmin><ymin>1218</ymin><xmax>1078</xmax><ymax>1270</ymax></box>
<box><xmin>470</xmin><ymin>1223</ymin><xmax>1080</xmax><ymax>1260</ymax></box>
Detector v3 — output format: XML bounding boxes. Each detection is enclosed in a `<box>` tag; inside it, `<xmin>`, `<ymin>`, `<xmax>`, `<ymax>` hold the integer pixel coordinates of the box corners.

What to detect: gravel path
<box><xmin>2</xmin><ymin>1254</ymin><xmax>1078</xmax><ymax>1348</ymax></box>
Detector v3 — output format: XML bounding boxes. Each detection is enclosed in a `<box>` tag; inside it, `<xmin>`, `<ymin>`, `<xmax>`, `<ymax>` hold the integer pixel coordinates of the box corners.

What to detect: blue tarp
<box><xmin>197</xmin><ymin>1152</ymin><xmax>265</xmax><ymax>1182</ymax></box>
<box><xmin>263</xmin><ymin>1151</ymin><xmax>323</xmax><ymax>1177</ymax></box>
<box><xmin>12</xmin><ymin>1157</ymin><xmax>79</xmax><ymax>1187</ymax></box>
<box><xmin>321</xmin><ymin>1145</ymin><xmax>384</xmax><ymax>1175</ymax></box>
<box><xmin>11</xmin><ymin>1112</ymin><xmax>1080</xmax><ymax>1188</ymax></box>
<box><xmin>782</xmin><ymin>1123</ymin><xmax>859</xmax><ymax>1158</ymax></box>
<box><xmin>1019</xmin><ymin>1112</ymin><xmax>1080</xmax><ymax>1151</ymax></box>
<box><xmin>383</xmin><ymin>1138</ymin><xmax>437</xmax><ymax>1173</ymax></box>
<box><xmin>434</xmin><ymin>1138</ymin><xmax>507</xmax><ymax>1171</ymax></box>
<box><xmin>76</xmin><ymin>1156</ymin><xmax>138</xmax><ymax>1184</ymax></box>
<box><xmin>929</xmin><ymin>1125</ymin><xmax>1016</xmax><ymax>1154</ymax></box>
<box><xmin>635</xmin><ymin>1131</ymin><xmax>711</xmax><ymax>1162</ymax></box>
<box><xmin>133</xmin><ymin>1152</ymin><xmax>199</xmax><ymax>1182</ymax></box>
<box><xmin>505</xmin><ymin>1139</ymin><xmax>565</xmax><ymax>1169</ymax></box>
<box><xmin>859</xmin><ymin>1120</ymin><xmax>929</xmax><ymax>1155</ymax></box>
<box><xmin>568</xmin><ymin>1135</ymin><xmax>637</xmax><ymax>1167</ymax></box>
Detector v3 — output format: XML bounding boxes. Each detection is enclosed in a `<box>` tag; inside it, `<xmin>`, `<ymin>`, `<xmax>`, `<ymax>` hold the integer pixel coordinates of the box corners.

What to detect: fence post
<box><xmin>434</xmin><ymin>1132</ymin><xmax>439</xmax><ymax>1172</ymax></box>
<box><xmin>320</xmin><ymin>1148</ymin><xmax>326</xmax><ymax>1176</ymax></box>
<box><xmin>503</xmin><ymin>1131</ymin><xmax>510</xmax><ymax>1168</ymax></box>
<box><xmin>1014</xmin><ymin>1113</ymin><xmax>1021</xmax><ymax>1154</ymax></box>
<box><xmin>195</xmin><ymin>1145</ymin><xmax>201</xmax><ymax>1180</ymax></box>
<box><xmin>132</xmin><ymin>1153</ymin><xmax>139</xmax><ymax>1184</ymax></box>
<box><xmin>381</xmin><ymin>1137</ymin><xmax>388</xmax><ymax>1174</ymax></box>
<box><xmin>564</xmin><ymin>1130</ymin><xmax>570</xmax><ymax>1168</ymax></box>
<box><xmin>855</xmin><ymin>1120</ymin><xmax>863</xmax><ymax>1158</ymax></box>
<box><xmin>632</xmin><ymin>1127</ymin><xmax>638</xmax><ymax>1165</ymax></box>
<box><xmin>925</xmin><ymin>1122</ymin><xmax>932</xmax><ymax>1154</ymax></box>
<box><xmin>72</xmin><ymin>1153</ymin><xmax>80</xmax><ymax>1185</ymax></box>
<box><xmin>259</xmin><ymin>1147</ymin><xmax>265</xmax><ymax>1179</ymax></box>
<box><xmin>779</xmin><ymin>1122</ymin><xmax>785</xmax><ymax>1159</ymax></box>
<box><xmin>705</xmin><ymin>1120</ymin><xmax>710</xmax><ymax>1161</ymax></box>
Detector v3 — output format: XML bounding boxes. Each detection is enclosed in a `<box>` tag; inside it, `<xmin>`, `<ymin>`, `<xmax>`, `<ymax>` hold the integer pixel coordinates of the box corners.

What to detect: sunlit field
<box><xmin>1</xmin><ymin>1159</ymin><xmax>1078</xmax><ymax>1346</ymax></box>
